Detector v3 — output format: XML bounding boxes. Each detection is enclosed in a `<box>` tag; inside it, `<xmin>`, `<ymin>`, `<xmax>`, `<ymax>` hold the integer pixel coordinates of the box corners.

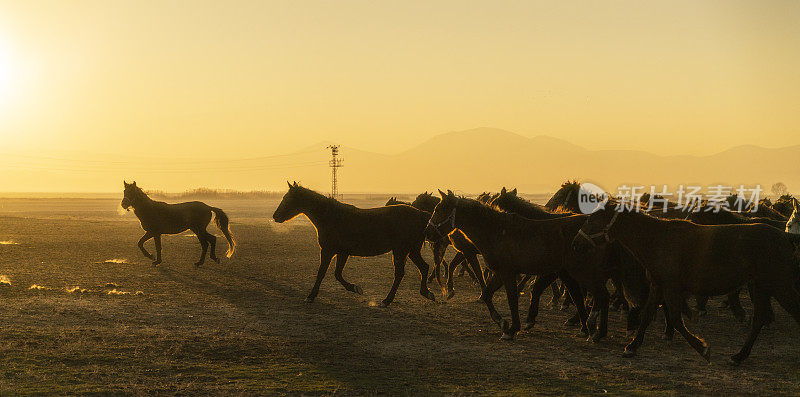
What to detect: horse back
<box><xmin>135</xmin><ymin>200</ymin><xmax>212</xmax><ymax>234</ymax></box>
<box><xmin>317</xmin><ymin>204</ymin><xmax>429</xmax><ymax>256</ymax></box>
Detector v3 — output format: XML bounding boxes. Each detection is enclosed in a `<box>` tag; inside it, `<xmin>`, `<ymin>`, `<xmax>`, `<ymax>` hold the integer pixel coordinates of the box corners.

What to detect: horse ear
<box><xmin>511</xmin><ymin>188</ymin><xmax>517</xmax><ymax>196</ymax></box>
<box><xmin>123</xmin><ymin>180</ymin><xmax>129</xmax><ymax>187</ymax></box>
<box><xmin>287</xmin><ymin>181</ymin><xmax>292</xmax><ymax>189</ymax></box>
<box><xmin>501</xmin><ymin>187</ymin><xmax>506</xmax><ymax>194</ymax></box>
<box><xmin>131</xmin><ymin>181</ymin><xmax>136</xmax><ymax>187</ymax></box>
<box><xmin>438</xmin><ymin>189</ymin><xmax>446</xmax><ymax>198</ymax></box>
<box><xmin>447</xmin><ymin>189</ymin><xmax>455</xmax><ymax>197</ymax></box>
<box><xmin>293</xmin><ymin>181</ymin><xmax>299</xmax><ymax>187</ymax></box>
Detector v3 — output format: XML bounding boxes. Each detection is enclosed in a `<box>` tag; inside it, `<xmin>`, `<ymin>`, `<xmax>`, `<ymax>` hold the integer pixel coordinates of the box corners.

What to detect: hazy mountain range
<box><xmin>281</xmin><ymin>127</ymin><xmax>798</xmax><ymax>194</ymax></box>
<box><xmin>2</xmin><ymin>127</ymin><xmax>797</xmax><ymax>194</ymax></box>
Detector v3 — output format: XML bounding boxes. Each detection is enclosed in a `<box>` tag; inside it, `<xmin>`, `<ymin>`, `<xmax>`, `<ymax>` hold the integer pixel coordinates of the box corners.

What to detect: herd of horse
<box><xmin>120</xmin><ymin>180</ymin><xmax>800</xmax><ymax>366</ymax></box>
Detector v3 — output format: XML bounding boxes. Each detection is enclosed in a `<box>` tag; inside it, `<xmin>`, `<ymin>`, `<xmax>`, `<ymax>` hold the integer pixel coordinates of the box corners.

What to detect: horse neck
<box><xmin>607</xmin><ymin>212</ymin><xmax>661</xmax><ymax>264</ymax></box>
<box><xmin>299</xmin><ymin>194</ymin><xmax>336</xmax><ymax>226</ymax></box>
<box><xmin>513</xmin><ymin>200</ymin><xmax>562</xmax><ymax>219</ymax></box>
<box><xmin>132</xmin><ymin>192</ymin><xmax>155</xmax><ymax>211</ymax></box>
<box><xmin>453</xmin><ymin>203</ymin><xmax>506</xmax><ymax>251</ymax></box>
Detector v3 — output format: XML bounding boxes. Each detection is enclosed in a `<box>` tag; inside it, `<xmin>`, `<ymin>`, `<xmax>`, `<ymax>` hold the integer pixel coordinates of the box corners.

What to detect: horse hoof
<box><xmin>446</xmin><ymin>289</ymin><xmax>455</xmax><ymax>300</ymax></box>
<box><xmin>500</xmin><ymin>333</ymin><xmax>514</xmax><ymax>341</ymax></box>
<box><xmin>212</xmin><ymin>257</ymin><xmax>220</xmax><ymax>264</ymax></box>
<box><xmin>303</xmin><ymin>297</ymin><xmax>315</xmax><ymax>303</ymax></box>
<box><xmin>353</xmin><ymin>285</ymin><xmax>364</xmax><ymax>295</ymax></box>
<box><xmin>194</xmin><ymin>262</ymin><xmax>203</xmax><ymax>268</ymax></box>
<box><xmin>152</xmin><ymin>260</ymin><xmax>161</xmax><ymax>267</ymax></box>
<box><xmin>701</xmin><ymin>345</ymin><xmax>711</xmax><ymax>362</ymax></box>
<box><xmin>621</xmin><ymin>348</ymin><xmax>636</xmax><ymax>358</ymax></box>
<box><xmin>563</xmin><ymin>317</ymin><xmax>579</xmax><ymax>327</ymax></box>
<box><xmin>729</xmin><ymin>354</ymin><xmax>744</xmax><ymax>366</ymax></box>
<box><xmin>378</xmin><ymin>301</ymin><xmax>390</xmax><ymax>308</ymax></box>
<box><xmin>426</xmin><ymin>292</ymin><xmax>436</xmax><ymax>302</ymax></box>
<box><xmin>588</xmin><ymin>333</ymin><xmax>606</xmax><ymax>343</ymax></box>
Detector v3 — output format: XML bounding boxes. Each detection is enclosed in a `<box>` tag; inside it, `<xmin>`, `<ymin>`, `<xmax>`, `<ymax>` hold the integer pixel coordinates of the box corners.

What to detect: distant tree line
<box><xmin>147</xmin><ymin>188</ymin><xmax>284</xmax><ymax>200</ymax></box>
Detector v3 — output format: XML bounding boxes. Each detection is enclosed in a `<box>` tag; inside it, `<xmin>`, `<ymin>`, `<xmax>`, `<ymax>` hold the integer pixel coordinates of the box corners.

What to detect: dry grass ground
<box><xmin>0</xmin><ymin>197</ymin><xmax>798</xmax><ymax>395</ymax></box>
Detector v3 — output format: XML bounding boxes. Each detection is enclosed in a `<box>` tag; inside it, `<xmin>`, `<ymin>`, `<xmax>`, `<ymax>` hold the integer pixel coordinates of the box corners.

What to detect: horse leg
<box><xmin>206</xmin><ymin>232</ymin><xmax>219</xmax><ymax>264</ymax></box>
<box><xmin>525</xmin><ymin>273</ymin><xmax>558</xmax><ymax>330</ymax></box>
<box><xmin>560</xmin><ymin>284</ymin><xmax>573</xmax><ymax>311</ymax></box>
<box><xmin>560</xmin><ymin>273</ymin><xmax>589</xmax><ymax>335</ymax></box>
<box><xmin>380</xmin><ymin>251</ymin><xmax>407</xmax><ymax>307</ymax></box>
<box><xmin>516</xmin><ymin>274</ymin><xmax>532</xmax><ymax>294</ymax></box>
<box><xmin>626</xmin><ymin>306</ymin><xmax>641</xmax><ymax>337</ymax></box>
<box><xmin>730</xmin><ymin>285</ymin><xmax>772</xmax><ymax>365</ymax></box>
<box><xmin>480</xmin><ymin>272</ymin><xmax>505</xmax><ymax>328</ymax></box>
<box><xmin>138</xmin><ymin>232</ymin><xmax>154</xmax><ymax>260</ymax></box>
<box><xmin>623</xmin><ymin>284</ymin><xmax>661</xmax><ymax>358</ymax></box>
<box><xmin>445</xmin><ymin>253</ymin><xmax>467</xmax><ymax>300</ymax></box>
<box><xmin>465</xmin><ymin>253</ymin><xmax>486</xmax><ymax>292</ymax></box>
<box><xmin>152</xmin><ymin>234</ymin><xmax>162</xmax><ymax>266</ymax></box>
<box><xmin>500</xmin><ymin>273</ymin><xmax>521</xmax><ymax>340</ymax></box>
<box><xmin>408</xmin><ymin>250</ymin><xmax>436</xmax><ymax>302</ymax></box>
<box><xmin>305</xmin><ymin>249</ymin><xmax>334</xmax><ymax>303</ymax></box>
<box><xmin>726</xmin><ymin>289</ymin><xmax>747</xmax><ymax>323</ymax></box>
<box><xmin>588</xmin><ymin>286</ymin><xmax>610</xmax><ymax>343</ymax></box>
<box><xmin>193</xmin><ymin>230</ymin><xmax>209</xmax><ymax>267</ymax></box>
<box><xmin>547</xmin><ymin>281</ymin><xmax>561</xmax><ymax>309</ymax></box>
<box><xmin>663</xmin><ymin>290</ymin><xmax>710</xmax><ymax>361</ymax></box>
<box><xmin>430</xmin><ymin>243</ymin><xmax>446</xmax><ymax>288</ymax></box>
<box><xmin>662</xmin><ymin>304</ymin><xmax>675</xmax><ymax>341</ymax></box>
<box><xmin>333</xmin><ymin>254</ymin><xmax>362</xmax><ymax>295</ymax></box>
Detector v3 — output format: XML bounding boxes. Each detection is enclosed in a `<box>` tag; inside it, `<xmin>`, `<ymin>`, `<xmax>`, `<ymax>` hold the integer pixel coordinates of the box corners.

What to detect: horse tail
<box><xmin>211</xmin><ymin>207</ymin><xmax>235</xmax><ymax>258</ymax></box>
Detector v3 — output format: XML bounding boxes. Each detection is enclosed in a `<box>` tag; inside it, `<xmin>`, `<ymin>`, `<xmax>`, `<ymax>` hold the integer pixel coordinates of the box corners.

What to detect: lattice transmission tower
<box><xmin>326</xmin><ymin>145</ymin><xmax>343</xmax><ymax>200</ymax></box>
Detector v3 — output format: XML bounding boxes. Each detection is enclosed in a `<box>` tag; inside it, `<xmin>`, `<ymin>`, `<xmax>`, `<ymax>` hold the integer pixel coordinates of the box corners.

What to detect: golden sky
<box><xmin>0</xmin><ymin>1</ymin><xmax>798</xmax><ymax>192</ymax></box>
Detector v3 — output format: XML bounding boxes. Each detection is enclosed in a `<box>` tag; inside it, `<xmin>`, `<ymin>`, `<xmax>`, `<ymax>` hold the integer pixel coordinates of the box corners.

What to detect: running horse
<box><xmin>573</xmin><ymin>203</ymin><xmax>800</xmax><ymax>364</ymax></box>
<box><xmin>274</xmin><ymin>182</ymin><xmax>436</xmax><ymax>306</ymax></box>
<box><xmin>427</xmin><ymin>190</ymin><xmax>591</xmax><ymax>340</ymax></box>
<box><xmin>121</xmin><ymin>181</ymin><xmax>235</xmax><ymax>266</ymax></box>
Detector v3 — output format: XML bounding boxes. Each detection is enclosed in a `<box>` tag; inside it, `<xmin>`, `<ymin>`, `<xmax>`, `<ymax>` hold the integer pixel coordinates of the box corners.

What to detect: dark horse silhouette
<box><xmin>427</xmin><ymin>190</ymin><xmax>590</xmax><ymax>340</ymax></box>
<box><xmin>273</xmin><ymin>182</ymin><xmax>435</xmax><ymax>306</ymax></box>
<box><xmin>409</xmin><ymin>192</ymin><xmax>489</xmax><ymax>299</ymax></box>
<box><xmin>573</xmin><ymin>204</ymin><xmax>800</xmax><ymax>364</ymax></box>
<box><xmin>121</xmin><ymin>181</ymin><xmax>235</xmax><ymax>266</ymax></box>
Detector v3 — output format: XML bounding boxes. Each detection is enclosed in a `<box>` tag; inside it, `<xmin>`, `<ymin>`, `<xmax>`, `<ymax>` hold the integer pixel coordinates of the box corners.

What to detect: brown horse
<box><xmin>548</xmin><ymin>181</ymin><xmax>694</xmax><ymax>340</ymax></box>
<box><xmin>121</xmin><ymin>181</ymin><xmax>235</xmax><ymax>266</ymax></box>
<box><xmin>573</xmin><ymin>204</ymin><xmax>800</xmax><ymax>364</ymax></box>
<box><xmin>427</xmin><ymin>190</ymin><xmax>590</xmax><ymax>340</ymax></box>
<box><xmin>413</xmin><ymin>192</ymin><xmax>489</xmax><ymax>299</ymax></box>
<box><xmin>274</xmin><ymin>182</ymin><xmax>436</xmax><ymax>306</ymax></box>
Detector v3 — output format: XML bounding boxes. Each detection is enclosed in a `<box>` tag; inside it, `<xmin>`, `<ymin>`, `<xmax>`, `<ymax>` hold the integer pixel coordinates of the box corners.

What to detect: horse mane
<box><xmin>293</xmin><ymin>184</ymin><xmax>357</xmax><ymax>211</ymax></box>
<box><xmin>456</xmin><ymin>195</ymin><xmax>541</xmax><ymax>232</ymax></box>
<box><xmin>545</xmin><ymin>179</ymin><xmax>581</xmax><ymax>213</ymax></box>
<box><xmin>495</xmin><ymin>189</ymin><xmax>568</xmax><ymax>216</ymax></box>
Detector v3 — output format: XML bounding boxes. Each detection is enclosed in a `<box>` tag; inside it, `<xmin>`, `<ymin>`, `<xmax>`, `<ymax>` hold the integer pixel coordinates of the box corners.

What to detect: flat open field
<box><xmin>0</xmin><ymin>196</ymin><xmax>798</xmax><ymax>394</ymax></box>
